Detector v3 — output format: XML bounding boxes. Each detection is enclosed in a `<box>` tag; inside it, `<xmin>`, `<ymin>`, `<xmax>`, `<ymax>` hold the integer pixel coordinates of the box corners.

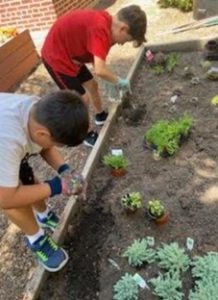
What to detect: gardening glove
<box><xmin>46</xmin><ymin>176</ymin><xmax>62</xmax><ymax>197</ymax></box>
<box><xmin>58</xmin><ymin>164</ymin><xmax>87</xmax><ymax>199</ymax></box>
<box><xmin>103</xmin><ymin>77</ymin><xmax>132</xmax><ymax>100</ymax></box>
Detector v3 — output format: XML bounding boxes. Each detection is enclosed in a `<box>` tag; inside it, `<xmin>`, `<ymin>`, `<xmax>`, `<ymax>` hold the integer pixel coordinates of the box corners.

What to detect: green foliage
<box><xmin>158</xmin><ymin>0</ymin><xmax>193</xmax><ymax>11</ymax></box>
<box><xmin>189</xmin><ymin>280</ymin><xmax>218</xmax><ymax>300</ymax></box>
<box><xmin>166</xmin><ymin>53</ymin><xmax>179</xmax><ymax>73</ymax></box>
<box><xmin>113</xmin><ymin>273</ymin><xmax>139</xmax><ymax>300</ymax></box>
<box><xmin>145</xmin><ymin>114</ymin><xmax>194</xmax><ymax>156</ymax></box>
<box><xmin>211</xmin><ymin>95</ymin><xmax>218</xmax><ymax>105</ymax></box>
<box><xmin>157</xmin><ymin>242</ymin><xmax>190</xmax><ymax>272</ymax></box>
<box><xmin>103</xmin><ymin>154</ymin><xmax>130</xmax><ymax>170</ymax></box>
<box><xmin>148</xmin><ymin>198</ymin><xmax>165</xmax><ymax>218</ymax></box>
<box><xmin>191</xmin><ymin>252</ymin><xmax>218</xmax><ymax>284</ymax></box>
<box><xmin>149</xmin><ymin>272</ymin><xmax>184</xmax><ymax>300</ymax></box>
<box><xmin>121</xmin><ymin>192</ymin><xmax>142</xmax><ymax>209</ymax></box>
<box><xmin>122</xmin><ymin>238</ymin><xmax>156</xmax><ymax>267</ymax></box>
<box><xmin>152</xmin><ymin>65</ymin><xmax>165</xmax><ymax>75</ymax></box>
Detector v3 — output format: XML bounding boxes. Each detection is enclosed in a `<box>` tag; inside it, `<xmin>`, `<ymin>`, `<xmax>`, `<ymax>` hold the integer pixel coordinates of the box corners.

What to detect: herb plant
<box><xmin>191</xmin><ymin>252</ymin><xmax>218</xmax><ymax>284</ymax></box>
<box><xmin>152</xmin><ymin>65</ymin><xmax>164</xmax><ymax>75</ymax></box>
<box><xmin>144</xmin><ymin>114</ymin><xmax>194</xmax><ymax>156</ymax></box>
<box><xmin>148</xmin><ymin>198</ymin><xmax>165</xmax><ymax>218</ymax></box>
<box><xmin>113</xmin><ymin>273</ymin><xmax>139</xmax><ymax>300</ymax></box>
<box><xmin>156</xmin><ymin>242</ymin><xmax>190</xmax><ymax>273</ymax></box>
<box><xmin>149</xmin><ymin>272</ymin><xmax>184</xmax><ymax>300</ymax></box>
<box><xmin>122</xmin><ymin>238</ymin><xmax>156</xmax><ymax>267</ymax></box>
<box><xmin>121</xmin><ymin>192</ymin><xmax>142</xmax><ymax>210</ymax></box>
<box><xmin>103</xmin><ymin>154</ymin><xmax>130</xmax><ymax>170</ymax></box>
<box><xmin>158</xmin><ymin>0</ymin><xmax>193</xmax><ymax>11</ymax></box>
<box><xmin>189</xmin><ymin>280</ymin><xmax>218</xmax><ymax>300</ymax></box>
<box><xmin>166</xmin><ymin>53</ymin><xmax>179</xmax><ymax>73</ymax></box>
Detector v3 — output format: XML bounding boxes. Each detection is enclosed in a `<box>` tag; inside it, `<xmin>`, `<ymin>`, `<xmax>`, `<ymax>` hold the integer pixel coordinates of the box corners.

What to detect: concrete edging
<box><xmin>22</xmin><ymin>36</ymin><xmax>214</xmax><ymax>300</ymax></box>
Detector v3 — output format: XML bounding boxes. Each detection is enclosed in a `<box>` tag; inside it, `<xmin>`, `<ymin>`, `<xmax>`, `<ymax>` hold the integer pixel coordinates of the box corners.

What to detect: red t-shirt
<box><xmin>41</xmin><ymin>9</ymin><xmax>112</xmax><ymax>76</ymax></box>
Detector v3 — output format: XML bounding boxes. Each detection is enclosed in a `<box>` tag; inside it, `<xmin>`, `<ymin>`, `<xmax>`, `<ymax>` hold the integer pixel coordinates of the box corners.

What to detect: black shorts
<box><xmin>42</xmin><ymin>59</ymin><xmax>93</xmax><ymax>95</ymax></box>
<box><xmin>19</xmin><ymin>156</ymin><xmax>35</xmax><ymax>185</ymax></box>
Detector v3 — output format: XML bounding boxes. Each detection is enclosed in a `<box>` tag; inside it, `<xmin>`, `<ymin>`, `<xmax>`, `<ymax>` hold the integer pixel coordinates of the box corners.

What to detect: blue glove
<box><xmin>58</xmin><ymin>163</ymin><xmax>70</xmax><ymax>174</ymax></box>
<box><xmin>117</xmin><ymin>78</ymin><xmax>132</xmax><ymax>93</ymax></box>
<box><xmin>46</xmin><ymin>176</ymin><xmax>62</xmax><ymax>197</ymax></box>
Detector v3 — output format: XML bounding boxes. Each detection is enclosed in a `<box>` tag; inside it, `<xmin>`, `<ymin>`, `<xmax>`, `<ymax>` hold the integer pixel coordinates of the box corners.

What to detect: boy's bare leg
<box><xmin>83</xmin><ymin>79</ymin><xmax>103</xmax><ymax>113</ymax></box>
<box><xmin>32</xmin><ymin>199</ymin><xmax>47</xmax><ymax>213</ymax></box>
<box><xmin>3</xmin><ymin>206</ymin><xmax>39</xmax><ymax>235</ymax></box>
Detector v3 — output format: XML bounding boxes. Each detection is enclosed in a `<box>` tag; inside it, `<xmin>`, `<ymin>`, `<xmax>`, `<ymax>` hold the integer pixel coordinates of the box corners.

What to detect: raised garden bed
<box><xmin>0</xmin><ymin>30</ymin><xmax>40</xmax><ymax>92</ymax></box>
<box><xmin>37</xmin><ymin>45</ymin><xmax>218</xmax><ymax>299</ymax></box>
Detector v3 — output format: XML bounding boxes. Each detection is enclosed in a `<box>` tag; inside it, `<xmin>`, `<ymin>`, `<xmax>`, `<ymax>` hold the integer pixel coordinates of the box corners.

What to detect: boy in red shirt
<box><xmin>42</xmin><ymin>5</ymin><xmax>147</xmax><ymax>147</ymax></box>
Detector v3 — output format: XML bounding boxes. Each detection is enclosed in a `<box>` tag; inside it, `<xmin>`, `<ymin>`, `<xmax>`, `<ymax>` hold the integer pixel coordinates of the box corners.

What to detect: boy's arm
<box><xmin>94</xmin><ymin>56</ymin><xmax>118</xmax><ymax>83</ymax></box>
<box><xmin>0</xmin><ymin>183</ymin><xmax>51</xmax><ymax>209</ymax></box>
<box><xmin>40</xmin><ymin>147</ymin><xmax>67</xmax><ymax>171</ymax></box>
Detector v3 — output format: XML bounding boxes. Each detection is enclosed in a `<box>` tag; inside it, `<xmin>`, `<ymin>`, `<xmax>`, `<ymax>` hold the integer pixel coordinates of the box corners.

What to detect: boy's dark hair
<box><xmin>33</xmin><ymin>90</ymin><xmax>89</xmax><ymax>147</ymax></box>
<box><xmin>117</xmin><ymin>5</ymin><xmax>147</xmax><ymax>47</ymax></box>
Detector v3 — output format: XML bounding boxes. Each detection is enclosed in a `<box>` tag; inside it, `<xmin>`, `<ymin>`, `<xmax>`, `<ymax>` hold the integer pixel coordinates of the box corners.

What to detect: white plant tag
<box><xmin>133</xmin><ymin>273</ymin><xmax>150</xmax><ymax>289</ymax></box>
<box><xmin>170</xmin><ymin>95</ymin><xmax>178</xmax><ymax>103</ymax></box>
<box><xmin>108</xmin><ymin>258</ymin><xmax>120</xmax><ymax>270</ymax></box>
<box><xmin>147</xmin><ymin>236</ymin><xmax>155</xmax><ymax>246</ymax></box>
<box><xmin>111</xmin><ymin>149</ymin><xmax>123</xmax><ymax>156</ymax></box>
<box><xmin>186</xmin><ymin>237</ymin><xmax>194</xmax><ymax>251</ymax></box>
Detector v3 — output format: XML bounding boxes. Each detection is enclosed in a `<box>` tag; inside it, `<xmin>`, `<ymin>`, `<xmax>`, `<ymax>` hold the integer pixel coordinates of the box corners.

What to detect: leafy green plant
<box><xmin>191</xmin><ymin>252</ymin><xmax>218</xmax><ymax>284</ymax></box>
<box><xmin>189</xmin><ymin>280</ymin><xmax>218</xmax><ymax>300</ymax></box>
<box><xmin>121</xmin><ymin>192</ymin><xmax>142</xmax><ymax>210</ymax></box>
<box><xmin>144</xmin><ymin>114</ymin><xmax>194</xmax><ymax>156</ymax></box>
<box><xmin>211</xmin><ymin>95</ymin><xmax>218</xmax><ymax>105</ymax></box>
<box><xmin>122</xmin><ymin>238</ymin><xmax>156</xmax><ymax>267</ymax></box>
<box><xmin>152</xmin><ymin>65</ymin><xmax>165</xmax><ymax>75</ymax></box>
<box><xmin>148</xmin><ymin>198</ymin><xmax>165</xmax><ymax>218</ymax></box>
<box><xmin>157</xmin><ymin>242</ymin><xmax>190</xmax><ymax>272</ymax></box>
<box><xmin>103</xmin><ymin>154</ymin><xmax>130</xmax><ymax>170</ymax></box>
<box><xmin>113</xmin><ymin>273</ymin><xmax>139</xmax><ymax>300</ymax></box>
<box><xmin>149</xmin><ymin>272</ymin><xmax>184</xmax><ymax>300</ymax></box>
<box><xmin>166</xmin><ymin>53</ymin><xmax>179</xmax><ymax>73</ymax></box>
<box><xmin>158</xmin><ymin>0</ymin><xmax>193</xmax><ymax>11</ymax></box>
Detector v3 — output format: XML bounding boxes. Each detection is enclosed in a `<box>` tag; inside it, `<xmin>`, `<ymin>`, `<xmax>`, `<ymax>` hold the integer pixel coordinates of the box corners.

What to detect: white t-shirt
<box><xmin>0</xmin><ymin>93</ymin><xmax>42</xmax><ymax>187</ymax></box>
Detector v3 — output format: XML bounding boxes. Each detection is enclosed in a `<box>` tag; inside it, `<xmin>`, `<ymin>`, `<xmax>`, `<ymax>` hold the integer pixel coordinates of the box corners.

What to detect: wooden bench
<box><xmin>0</xmin><ymin>30</ymin><xmax>40</xmax><ymax>92</ymax></box>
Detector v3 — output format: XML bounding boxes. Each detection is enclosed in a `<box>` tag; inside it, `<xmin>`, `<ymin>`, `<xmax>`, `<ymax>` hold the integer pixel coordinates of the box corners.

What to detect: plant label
<box><xmin>186</xmin><ymin>237</ymin><xmax>194</xmax><ymax>251</ymax></box>
<box><xmin>147</xmin><ymin>236</ymin><xmax>155</xmax><ymax>246</ymax></box>
<box><xmin>111</xmin><ymin>149</ymin><xmax>123</xmax><ymax>156</ymax></box>
<box><xmin>107</xmin><ymin>258</ymin><xmax>120</xmax><ymax>270</ymax></box>
<box><xmin>133</xmin><ymin>273</ymin><xmax>150</xmax><ymax>289</ymax></box>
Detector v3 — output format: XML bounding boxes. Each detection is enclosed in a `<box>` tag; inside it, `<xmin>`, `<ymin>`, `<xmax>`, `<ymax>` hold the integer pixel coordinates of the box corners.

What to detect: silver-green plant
<box><xmin>189</xmin><ymin>279</ymin><xmax>218</xmax><ymax>300</ymax></box>
<box><xmin>113</xmin><ymin>273</ymin><xmax>139</xmax><ymax>300</ymax></box>
<box><xmin>191</xmin><ymin>252</ymin><xmax>218</xmax><ymax>284</ymax></box>
<box><xmin>156</xmin><ymin>242</ymin><xmax>190</xmax><ymax>273</ymax></box>
<box><xmin>149</xmin><ymin>272</ymin><xmax>184</xmax><ymax>300</ymax></box>
<box><xmin>122</xmin><ymin>238</ymin><xmax>156</xmax><ymax>267</ymax></box>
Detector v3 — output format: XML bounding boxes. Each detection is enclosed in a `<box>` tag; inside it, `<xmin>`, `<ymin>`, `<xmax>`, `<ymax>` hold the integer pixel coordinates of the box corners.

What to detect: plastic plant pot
<box><xmin>147</xmin><ymin>210</ymin><xmax>170</xmax><ymax>225</ymax></box>
<box><xmin>110</xmin><ymin>168</ymin><xmax>127</xmax><ymax>177</ymax></box>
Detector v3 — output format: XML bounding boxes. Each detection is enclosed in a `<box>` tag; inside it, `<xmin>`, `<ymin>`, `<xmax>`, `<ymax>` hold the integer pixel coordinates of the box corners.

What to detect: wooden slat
<box><xmin>0</xmin><ymin>30</ymin><xmax>33</xmax><ymax>61</ymax></box>
<box><xmin>0</xmin><ymin>51</ymin><xmax>40</xmax><ymax>92</ymax></box>
<box><xmin>0</xmin><ymin>43</ymin><xmax>36</xmax><ymax>77</ymax></box>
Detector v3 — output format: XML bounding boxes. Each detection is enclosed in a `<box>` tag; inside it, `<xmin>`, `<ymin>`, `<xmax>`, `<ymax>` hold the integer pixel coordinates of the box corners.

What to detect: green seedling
<box><xmin>148</xmin><ymin>198</ymin><xmax>165</xmax><ymax>218</ymax></box>
<box><xmin>211</xmin><ymin>95</ymin><xmax>218</xmax><ymax>105</ymax></box>
<box><xmin>122</xmin><ymin>238</ymin><xmax>156</xmax><ymax>267</ymax></box>
<box><xmin>113</xmin><ymin>273</ymin><xmax>139</xmax><ymax>300</ymax></box>
<box><xmin>121</xmin><ymin>192</ymin><xmax>142</xmax><ymax>210</ymax></box>
<box><xmin>166</xmin><ymin>53</ymin><xmax>179</xmax><ymax>73</ymax></box>
<box><xmin>152</xmin><ymin>65</ymin><xmax>165</xmax><ymax>75</ymax></box>
<box><xmin>103</xmin><ymin>154</ymin><xmax>130</xmax><ymax>170</ymax></box>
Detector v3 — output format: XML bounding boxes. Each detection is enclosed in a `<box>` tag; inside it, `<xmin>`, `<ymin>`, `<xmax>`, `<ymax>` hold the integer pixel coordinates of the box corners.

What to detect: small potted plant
<box><xmin>121</xmin><ymin>192</ymin><xmax>142</xmax><ymax>214</ymax></box>
<box><xmin>147</xmin><ymin>198</ymin><xmax>169</xmax><ymax>225</ymax></box>
<box><xmin>103</xmin><ymin>154</ymin><xmax>130</xmax><ymax>177</ymax></box>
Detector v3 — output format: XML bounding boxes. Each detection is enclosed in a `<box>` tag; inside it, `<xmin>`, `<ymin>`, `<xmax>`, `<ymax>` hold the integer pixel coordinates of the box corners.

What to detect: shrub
<box><xmin>113</xmin><ymin>273</ymin><xmax>139</xmax><ymax>300</ymax></box>
<box><xmin>158</xmin><ymin>0</ymin><xmax>193</xmax><ymax>12</ymax></box>
<box><xmin>122</xmin><ymin>238</ymin><xmax>156</xmax><ymax>267</ymax></box>
<box><xmin>156</xmin><ymin>242</ymin><xmax>190</xmax><ymax>273</ymax></box>
<box><xmin>189</xmin><ymin>280</ymin><xmax>218</xmax><ymax>300</ymax></box>
<box><xmin>150</xmin><ymin>272</ymin><xmax>184</xmax><ymax>300</ymax></box>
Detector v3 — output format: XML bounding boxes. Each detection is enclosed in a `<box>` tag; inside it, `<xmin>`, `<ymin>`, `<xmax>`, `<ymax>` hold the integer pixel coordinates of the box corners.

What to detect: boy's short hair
<box><xmin>33</xmin><ymin>90</ymin><xmax>89</xmax><ymax>147</ymax></box>
<box><xmin>117</xmin><ymin>5</ymin><xmax>147</xmax><ymax>47</ymax></box>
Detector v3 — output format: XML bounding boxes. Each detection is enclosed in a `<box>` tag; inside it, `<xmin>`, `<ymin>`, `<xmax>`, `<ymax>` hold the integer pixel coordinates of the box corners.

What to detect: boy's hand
<box><xmin>58</xmin><ymin>164</ymin><xmax>86</xmax><ymax>199</ymax></box>
<box><xmin>117</xmin><ymin>77</ymin><xmax>132</xmax><ymax>94</ymax></box>
<box><xmin>103</xmin><ymin>78</ymin><xmax>132</xmax><ymax>100</ymax></box>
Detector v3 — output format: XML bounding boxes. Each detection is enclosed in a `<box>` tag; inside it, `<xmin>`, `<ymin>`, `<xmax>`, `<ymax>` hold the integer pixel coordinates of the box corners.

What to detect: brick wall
<box><xmin>0</xmin><ymin>0</ymin><xmax>99</xmax><ymax>32</ymax></box>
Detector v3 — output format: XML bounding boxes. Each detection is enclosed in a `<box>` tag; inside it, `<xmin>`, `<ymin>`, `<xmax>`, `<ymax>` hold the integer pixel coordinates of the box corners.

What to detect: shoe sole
<box><xmin>38</xmin><ymin>249</ymin><xmax>69</xmax><ymax>272</ymax></box>
<box><xmin>83</xmin><ymin>140</ymin><xmax>95</xmax><ymax>148</ymax></box>
<box><xmin>95</xmin><ymin>120</ymin><xmax>106</xmax><ymax>126</ymax></box>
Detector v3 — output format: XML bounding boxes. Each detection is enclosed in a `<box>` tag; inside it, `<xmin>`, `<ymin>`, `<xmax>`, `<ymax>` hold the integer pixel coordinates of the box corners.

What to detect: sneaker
<box><xmin>37</xmin><ymin>211</ymin><xmax>59</xmax><ymax>232</ymax></box>
<box><xmin>83</xmin><ymin>131</ymin><xmax>98</xmax><ymax>148</ymax></box>
<box><xmin>203</xmin><ymin>39</ymin><xmax>218</xmax><ymax>61</ymax></box>
<box><xmin>26</xmin><ymin>234</ymin><xmax>69</xmax><ymax>272</ymax></box>
<box><xmin>95</xmin><ymin>110</ymin><xmax>108</xmax><ymax>125</ymax></box>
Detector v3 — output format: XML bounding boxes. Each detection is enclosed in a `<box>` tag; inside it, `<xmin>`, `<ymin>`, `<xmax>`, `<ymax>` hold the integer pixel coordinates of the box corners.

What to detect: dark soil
<box><xmin>40</xmin><ymin>51</ymin><xmax>218</xmax><ymax>299</ymax></box>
